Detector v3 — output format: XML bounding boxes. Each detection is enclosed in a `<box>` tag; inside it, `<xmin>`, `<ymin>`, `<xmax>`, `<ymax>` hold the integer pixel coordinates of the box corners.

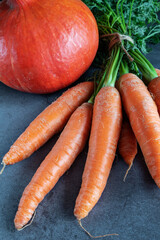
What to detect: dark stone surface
<box><xmin>0</xmin><ymin>44</ymin><xmax>160</xmax><ymax>240</ymax></box>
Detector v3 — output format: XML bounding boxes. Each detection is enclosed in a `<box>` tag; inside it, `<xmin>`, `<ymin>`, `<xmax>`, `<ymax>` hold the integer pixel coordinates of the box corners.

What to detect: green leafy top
<box><xmin>83</xmin><ymin>0</ymin><xmax>160</xmax><ymax>54</ymax></box>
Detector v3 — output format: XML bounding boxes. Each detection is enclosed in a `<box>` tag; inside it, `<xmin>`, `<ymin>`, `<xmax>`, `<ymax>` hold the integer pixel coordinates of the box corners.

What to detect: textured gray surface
<box><xmin>0</xmin><ymin>44</ymin><xmax>160</xmax><ymax>240</ymax></box>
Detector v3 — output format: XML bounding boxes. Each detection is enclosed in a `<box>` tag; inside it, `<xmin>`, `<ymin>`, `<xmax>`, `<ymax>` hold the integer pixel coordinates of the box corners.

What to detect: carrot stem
<box><xmin>88</xmin><ymin>46</ymin><xmax>122</xmax><ymax>103</ymax></box>
<box><xmin>128</xmin><ymin>0</ymin><xmax>135</xmax><ymax>36</ymax></box>
<box><xmin>120</xmin><ymin>0</ymin><xmax>126</xmax><ymax>33</ymax></box>
<box><xmin>116</xmin><ymin>0</ymin><xmax>126</xmax><ymax>33</ymax></box>
<box><xmin>103</xmin><ymin>46</ymin><xmax>123</xmax><ymax>87</ymax></box>
<box><xmin>88</xmin><ymin>63</ymin><xmax>109</xmax><ymax>104</ymax></box>
<box><xmin>88</xmin><ymin>96</ymin><xmax>94</xmax><ymax>104</ymax></box>
<box><xmin>129</xmin><ymin>49</ymin><xmax>158</xmax><ymax>83</ymax></box>
<box><xmin>119</xmin><ymin>60</ymin><xmax>129</xmax><ymax>76</ymax></box>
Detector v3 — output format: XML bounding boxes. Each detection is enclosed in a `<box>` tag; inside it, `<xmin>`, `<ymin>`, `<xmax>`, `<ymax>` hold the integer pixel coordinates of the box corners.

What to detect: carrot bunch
<box><xmin>1</xmin><ymin>44</ymin><xmax>160</xmax><ymax>237</ymax></box>
<box><xmin>12</xmin><ymin>46</ymin><xmax>124</xmax><ymax>233</ymax></box>
<box><xmin>1</xmin><ymin>43</ymin><xmax>124</xmax><ymax>235</ymax></box>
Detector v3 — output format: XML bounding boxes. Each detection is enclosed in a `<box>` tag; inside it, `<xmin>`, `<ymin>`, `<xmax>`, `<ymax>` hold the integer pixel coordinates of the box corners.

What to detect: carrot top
<box><xmin>129</xmin><ymin>49</ymin><xmax>158</xmax><ymax>83</ymax></box>
<box><xmin>84</xmin><ymin>0</ymin><xmax>160</xmax><ymax>84</ymax></box>
<box><xmin>88</xmin><ymin>46</ymin><xmax>123</xmax><ymax>104</ymax></box>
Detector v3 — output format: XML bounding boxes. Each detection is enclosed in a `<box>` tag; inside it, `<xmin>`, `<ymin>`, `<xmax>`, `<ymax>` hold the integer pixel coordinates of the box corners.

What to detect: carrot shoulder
<box><xmin>14</xmin><ymin>102</ymin><xmax>93</xmax><ymax>230</ymax></box>
<box><xmin>148</xmin><ymin>76</ymin><xmax>160</xmax><ymax>114</ymax></box>
<box><xmin>74</xmin><ymin>87</ymin><xmax>122</xmax><ymax>220</ymax></box>
<box><xmin>155</xmin><ymin>69</ymin><xmax>160</xmax><ymax>76</ymax></box>
<box><xmin>146</xmin><ymin>69</ymin><xmax>160</xmax><ymax>114</ymax></box>
<box><xmin>117</xmin><ymin>73</ymin><xmax>160</xmax><ymax>187</ymax></box>
<box><xmin>2</xmin><ymin>82</ymin><xmax>93</xmax><ymax>165</ymax></box>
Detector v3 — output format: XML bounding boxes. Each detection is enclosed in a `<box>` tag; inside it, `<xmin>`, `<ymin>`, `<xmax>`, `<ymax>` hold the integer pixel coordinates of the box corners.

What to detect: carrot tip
<box><xmin>16</xmin><ymin>211</ymin><xmax>36</xmax><ymax>231</ymax></box>
<box><xmin>123</xmin><ymin>163</ymin><xmax>133</xmax><ymax>182</ymax></box>
<box><xmin>0</xmin><ymin>162</ymin><xmax>6</xmax><ymax>175</ymax></box>
<box><xmin>78</xmin><ymin>219</ymin><xmax>118</xmax><ymax>239</ymax></box>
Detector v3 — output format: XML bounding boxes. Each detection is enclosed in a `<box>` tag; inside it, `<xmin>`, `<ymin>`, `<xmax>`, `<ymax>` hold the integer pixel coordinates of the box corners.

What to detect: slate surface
<box><xmin>0</xmin><ymin>44</ymin><xmax>160</xmax><ymax>240</ymax></box>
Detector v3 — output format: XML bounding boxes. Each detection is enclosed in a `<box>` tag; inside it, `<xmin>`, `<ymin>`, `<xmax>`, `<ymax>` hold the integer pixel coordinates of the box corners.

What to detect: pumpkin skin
<box><xmin>0</xmin><ymin>0</ymin><xmax>99</xmax><ymax>93</ymax></box>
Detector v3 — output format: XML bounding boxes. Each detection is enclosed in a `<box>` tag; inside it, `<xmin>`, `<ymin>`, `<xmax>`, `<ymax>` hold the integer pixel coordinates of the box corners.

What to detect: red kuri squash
<box><xmin>0</xmin><ymin>0</ymin><xmax>99</xmax><ymax>93</ymax></box>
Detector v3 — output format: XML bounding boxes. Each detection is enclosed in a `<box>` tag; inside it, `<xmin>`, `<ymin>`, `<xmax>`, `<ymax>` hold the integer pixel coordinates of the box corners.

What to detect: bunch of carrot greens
<box><xmin>1</xmin><ymin>0</ymin><xmax>160</xmax><ymax>237</ymax></box>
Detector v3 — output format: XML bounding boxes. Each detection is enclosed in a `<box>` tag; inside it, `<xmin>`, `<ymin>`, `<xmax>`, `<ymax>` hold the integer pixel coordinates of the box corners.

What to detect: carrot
<box><xmin>74</xmin><ymin>86</ymin><xmax>122</xmax><ymax>220</ymax></box>
<box><xmin>1</xmin><ymin>82</ymin><xmax>93</xmax><ymax>167</ymax></box>
<box><xmin>117</xmin><ymin>73</ymin><xmax>160</xmax><ymax>188</ymax></box>
<box><xmin>118</xmin><ymin>117</ymin><xmax>137</xmax><ymax>181</ymax></box>
<box><xmin>14</xmin><ymin>102</ymin><xmax>93</xmax><ymax>230</ymax></box>
<box><xmin>141</xmin><ymin>68</ymin><xmax>160</xmax><ymax>114</ymax></box>
<box><xmin>155</xmin><ymin>68</ymin><xmax>160</xmax><ymax>76</ymax></box>
<box><xmin>148</xmin><ymin>76</ymin><xmax>160</xmax><ymax>115</ymax></box>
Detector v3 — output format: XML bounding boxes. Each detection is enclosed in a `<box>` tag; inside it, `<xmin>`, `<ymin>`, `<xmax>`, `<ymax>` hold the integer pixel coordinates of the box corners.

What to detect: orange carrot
<box><xmin>118</xmin><ymin>117</ymin><xmax>137</xmax><ymax>180</ymax></box>
<box><xmin>117</xmin><ymin>73</ymin><xmax>160</xmax><ymax>188</ymax></box>
<box><xmin>74</xmin><ymin>87</ymin><xmax>122</xmax><ymax>220</ymax></box>
<box><xmin>14</xmin><ymin>102</ymin><xmax>93</xmax><ymax>230</ymax></box>
<box><xmin>142</xmin><ymin>69</ymin><xmax>160</xmax><ymax>114</ymax></box>
<box><xmin>148</xmin><ymin>76</ymin><xmax>160</xmax><ymax>114</ymax></box>
<box><xmin>2</xmin><ymin>82</ymin><xmax>93</xmax><ymax>166</ymax></box>
<box><xmin>155</xmin><ymin>68</ymin><xmax>160</xmax><ymax>76</ymax></box>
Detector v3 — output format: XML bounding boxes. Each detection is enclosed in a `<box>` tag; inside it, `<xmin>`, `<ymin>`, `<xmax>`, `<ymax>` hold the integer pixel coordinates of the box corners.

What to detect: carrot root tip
<box><xmin>16</xmin><ymin>211</ymin><xmax>36</xmax><ymax>231</ymax></box>
<box><xmin>78</xmin><ymin>219</ymin><xmax>118</xmax><ymax>239</ymax></box>
<box><xmin>0</xmin><ymin>162</ymin><xmax>6</xmax><ymax>175</ymax></box>
<box><xmin>123</xmin><ymin>163</ymin><xmax>133</xmax><ymax>182</ymax></box>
